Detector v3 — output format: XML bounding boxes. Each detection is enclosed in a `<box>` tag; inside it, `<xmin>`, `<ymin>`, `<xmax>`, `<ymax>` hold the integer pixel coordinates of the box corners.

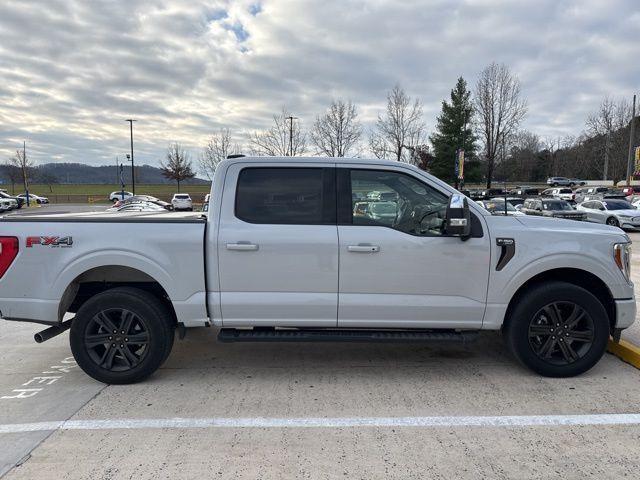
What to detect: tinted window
<box><xmin>349</xmin><ymin>169</ymin><xmax>448</xmax><ymax>235</ymax></box>
<box><xmin>236</xmin><ymin>167</ymin><xmax>333</xmax><ymax>224</ymax></box>
<box><xmin>603</xmin><ymin>200</ymin><xmax>633</xmax><ymax>210</ymax></box>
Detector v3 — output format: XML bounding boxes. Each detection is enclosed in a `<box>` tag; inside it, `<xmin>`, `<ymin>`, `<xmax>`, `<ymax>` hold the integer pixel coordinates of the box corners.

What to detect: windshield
<box><xmin>174</xmin><ymin>195</ymin><xmax>190</xmax><ymax>199</ymax></box>
<box><xmin>483</xmin><ymin>200</ymin><xmax>516</xmax><ymax>212</ymax></box>
<box><xmin>543</xmin><ymin>201</ymin><xmax>573</xmax><ymax>211</ymax></box>
<box><xmin>603</xmin><ymin>200</ymin><xmax>634</xmax><ymax>210</ymax></box>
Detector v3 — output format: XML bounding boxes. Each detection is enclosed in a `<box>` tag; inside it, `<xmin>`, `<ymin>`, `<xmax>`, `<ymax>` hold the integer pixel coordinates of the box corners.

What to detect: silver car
<box><xmin>576</xmin><ymin>199</ymin><xmax>640</xmax><ymax>229</ymax></box>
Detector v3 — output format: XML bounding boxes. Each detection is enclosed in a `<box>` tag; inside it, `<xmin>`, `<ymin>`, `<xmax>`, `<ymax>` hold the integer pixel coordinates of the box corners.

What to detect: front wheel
<box><xmin>504</xmin><ymin>281</ymin><xmax>609</xmax><ymax>377</ymax></box>
<box><xmin>70</xmin><ymin>287</ymin><xmax>175</xmax><ymax>384</ymax></box>
<box><xmin>606</xmin><ymin>217</ymin><xmax>620</xmax><ymax>227</ymax></box>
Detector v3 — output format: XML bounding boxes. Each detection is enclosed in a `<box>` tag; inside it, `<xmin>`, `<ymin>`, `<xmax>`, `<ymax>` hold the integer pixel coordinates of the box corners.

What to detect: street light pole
<box><xmin>286</xmin><ymin>116</ymin><xmax>297</xmax><ymax>156</ymax></box>
<box><xmin>126</xmin><ymin>119</ymin><xmax>137</xmax><ymax>194</ymax></box>
<box><xmin>626</xmin><ymin>94</ymin><xmax>637</xmax><ymax>185</ymax></box>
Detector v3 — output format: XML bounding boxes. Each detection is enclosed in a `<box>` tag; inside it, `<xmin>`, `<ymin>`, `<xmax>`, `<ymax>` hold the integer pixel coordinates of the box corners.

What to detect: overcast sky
<box><xmin>0</xmin><ymin>0</ymin><xmax>638</xmax><ymax>168</ymax></box>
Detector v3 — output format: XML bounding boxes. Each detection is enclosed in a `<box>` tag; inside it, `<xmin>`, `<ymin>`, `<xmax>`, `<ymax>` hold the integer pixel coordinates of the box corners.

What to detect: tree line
<box><xmin>4</xmin><ymin>62</ymin><xmax>637</xmax><ymax>190</ymax></box>
<box><xmin>196</xmin><ymin>62</ymin><xmax>637</xmax><ymax>188</ymax></box>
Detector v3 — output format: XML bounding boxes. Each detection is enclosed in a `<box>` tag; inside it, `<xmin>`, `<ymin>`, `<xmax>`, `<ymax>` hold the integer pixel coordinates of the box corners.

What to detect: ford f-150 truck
<box><xmin>0</xmin><ymin>157</ymin><xmax>636</xmax><ymax>383</ymax></box>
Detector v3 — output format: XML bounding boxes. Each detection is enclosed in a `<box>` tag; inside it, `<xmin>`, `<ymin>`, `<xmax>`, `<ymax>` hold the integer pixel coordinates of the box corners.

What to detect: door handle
<box><xmin>226</xmin><ymin>242</ymin><xmax>259</xmax><ymax>251</ymax></box>
<box><xmin>347</xmin><ymin>244</ymin><xmax>380</xmax><ymax>253</ymax></box>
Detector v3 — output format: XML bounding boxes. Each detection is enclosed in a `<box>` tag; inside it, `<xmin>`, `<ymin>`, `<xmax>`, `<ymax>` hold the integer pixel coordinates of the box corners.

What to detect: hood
<box><xmin>515</xmin><ymin>215</ymin><xmax>628</xmax><ymax>238</ymax></box>
<box><xmin>611</xmin><ymin>209</ymin><xmax>640</xmax><ymax>217</ymax></box>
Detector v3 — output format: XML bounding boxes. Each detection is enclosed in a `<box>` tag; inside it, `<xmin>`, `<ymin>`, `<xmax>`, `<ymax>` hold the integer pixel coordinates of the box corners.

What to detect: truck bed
<box><xmin>0</xmin><ymin>211</ymin><xmax>209</xmax><ymax>327</ymax></box>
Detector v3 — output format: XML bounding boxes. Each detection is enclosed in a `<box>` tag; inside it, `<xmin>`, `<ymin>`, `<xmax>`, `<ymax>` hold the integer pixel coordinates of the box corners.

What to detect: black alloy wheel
<box><xmin>528</xmin><ymin>302</ymin><xmax>594</xmax><ymax>366</ymax></box>
<box><xmin>70</xmin><ymin>287</ymin><xmax>175</xmax><ymax>384</ymax></box>
<box><xmin>84</xmin><ymin>308</ymin><xmax>149</xmax><ymax>372</ymax></box>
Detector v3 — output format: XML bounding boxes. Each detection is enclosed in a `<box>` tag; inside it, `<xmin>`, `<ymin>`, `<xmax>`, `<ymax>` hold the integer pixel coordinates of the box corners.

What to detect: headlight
<box><xmin>613</xmin><ymin>243</ymin><xmax>632</xmax><ymax>282</ymax></box>
<box><xmin>618</xmin><ymin>215</ymin><xmax>633</xmax><ymax>220</ymax></box>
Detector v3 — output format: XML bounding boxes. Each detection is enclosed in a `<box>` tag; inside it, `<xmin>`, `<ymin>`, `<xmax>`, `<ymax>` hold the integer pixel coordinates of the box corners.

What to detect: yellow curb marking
<box><xmin>608</xmin><ymin>338</ymin><xmax>640</xmax><ymax>370</ymax></box>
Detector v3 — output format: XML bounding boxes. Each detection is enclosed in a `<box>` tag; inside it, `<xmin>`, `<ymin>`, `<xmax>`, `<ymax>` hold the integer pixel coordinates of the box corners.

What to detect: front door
<box><xmin>337</xmin><ymin>166</ymin><xmax>491</xmax><ymax>329</ymax></box>
<box><xmin>217</xmin><ymin>164</ymin><xmax>338</xmax><ymax>327</ymax></box>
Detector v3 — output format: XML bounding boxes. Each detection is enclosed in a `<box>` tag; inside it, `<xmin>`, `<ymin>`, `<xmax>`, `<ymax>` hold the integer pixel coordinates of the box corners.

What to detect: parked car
<box><xmin>520</xmin><ymin>198</ymin><xmax>586</xmax><ymax>221</ymax></box>
<box><xmin>574</xmin><ymin>186</ymin><xmax>610</xmax><ymax>203</ymax></box>
<box><xmin>509</xmin><ymin>186</ymin><xmax>539</xmax><ymax>196</ymax></box>
<box><xmin>16</xmin><ymin>193</ymin><xmax>49</xmax><ymax>204</ymax></box>
<box><xmin>367</xmin><ymin>190</ymin><xmax>398</xmax><ymax>202</ymax></box>
<box><xmin>113</xmin><ymin>195</ymin><xmax>172</xmax><ymax>211</ymax></box>
<box><xmin>107</xmin><ymin>201</ymin><xmax>168</xmax><ymax>213</ymax></box>
<box><xmin>0</xmin><ymin>191</ymin><xmax>24</xmax><ymax>208</ymax></box>
<box><xmin>477</xmin><ymin>188</ymin><xmax>505</xmax><ymax>199</ymax></box>
<box><xmin>577</xmin><ymin>199</ymin><xmax>640</xmax><ymax>229</ymax></box>
<box><xmin>109</xmin><ymin>191</ymin><xmax>133</xmax><ymax>202</ymax></box>
<box><xmin>0</xmin><ymin>156</ymin><xmax>635</xmax><ymax>384</ymax></box>
<box><xmin>0</xmin><ymin>198</ymin><xmax>15</xmax><ymax>211</ymax></box>
<box><xmin>546</xmin><ymin>177</ymin><xmax>572</xmax><ymax>187</ymax></box>
<box><xmin>498</xmin><ymin>197</ymin><xmax>526</xmax><ymax>210</ymax></box>
<box><xmin>621</xmin><ymin>186</ymin><xmax>640</xmax><ymax>198</ymax></box>
<box><xmin>476</xmin><ymin>199</ymin><xmax>524</xmax><ymax>216</ymax></box>
<box><xmin>366</xmin><ymin>201</ymin><xmax>399</xmax><ymax>225</ymax></box>
<box><xmin>541</xmin><ymin>187</ymin><xmax>575</xmax><ymax>202</ymax></box>
<box><xmin>171</xmin><ymin>193</ymin><xmax>193</xmax><ymax>211</ymax></box>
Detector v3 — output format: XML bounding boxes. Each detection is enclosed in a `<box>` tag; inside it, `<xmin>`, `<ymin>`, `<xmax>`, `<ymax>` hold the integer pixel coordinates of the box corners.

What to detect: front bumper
<box><xmin>615</xmin><ymin>298</ymin><xmax>637</xmax><ymax>329</ymax></box>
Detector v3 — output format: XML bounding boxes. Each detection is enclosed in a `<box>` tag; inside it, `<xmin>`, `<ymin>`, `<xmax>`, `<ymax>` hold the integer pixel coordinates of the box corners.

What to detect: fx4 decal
<box><xmin>26</xmin><ymin>236</ymin><xmax>73</xmax><ymax>248</ymax></box>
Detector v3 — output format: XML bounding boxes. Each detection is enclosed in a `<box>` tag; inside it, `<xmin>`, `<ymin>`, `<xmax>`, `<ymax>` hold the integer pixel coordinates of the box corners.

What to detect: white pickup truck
<box><xmin>0</xmin><ymin>157</ymin><xmax>635</xmax><ymax>383</ymax></box>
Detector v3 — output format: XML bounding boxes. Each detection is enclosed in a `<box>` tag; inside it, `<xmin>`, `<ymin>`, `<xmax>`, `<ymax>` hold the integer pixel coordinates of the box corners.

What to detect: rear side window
<box><xmin>235</xmin><ymin>167</ymin><xmax>335</xmax><ymax>225</ymax></box>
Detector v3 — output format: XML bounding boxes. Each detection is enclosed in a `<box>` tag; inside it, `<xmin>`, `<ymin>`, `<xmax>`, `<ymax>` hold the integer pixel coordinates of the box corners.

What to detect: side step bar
<box><xmin>218</xmin><ymin>328</ymin><xmax>478</xmax><ymax>344</ymax></box>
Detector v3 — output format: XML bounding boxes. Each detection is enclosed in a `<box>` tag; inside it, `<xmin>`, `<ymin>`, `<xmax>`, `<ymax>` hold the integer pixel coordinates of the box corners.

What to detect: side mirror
<box><xmin>446</xmin><ymin>194</ymin><xmax>471</xmax><ymax>238</ymax></box>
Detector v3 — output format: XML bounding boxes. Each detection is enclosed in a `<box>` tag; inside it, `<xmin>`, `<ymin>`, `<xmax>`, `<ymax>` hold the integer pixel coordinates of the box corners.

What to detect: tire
<box><xmin>70</xmin><ymin>287</ymin><xmax>175</xmax><ymax>384</ymax></box>
<box><xmin>552</xmin><ymin>183</ymin><xmax>558</xmax><ymax>187</ymax></box>
<box><xmin>504</xmin><ymin>281</ymin><xmax>609</xmax><ymax>377</ymax></box>
<box><xmin>606</xmin><ymin>217</ymin><xmax>619</xmax><ymax>227</ymax></box>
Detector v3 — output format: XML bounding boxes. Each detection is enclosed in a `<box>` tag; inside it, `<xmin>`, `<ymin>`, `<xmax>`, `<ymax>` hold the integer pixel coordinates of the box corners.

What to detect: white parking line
<box><xmin>2</xmin><ymin>413</ymin><xmax>640</xmax><ymax>434</ymax></box>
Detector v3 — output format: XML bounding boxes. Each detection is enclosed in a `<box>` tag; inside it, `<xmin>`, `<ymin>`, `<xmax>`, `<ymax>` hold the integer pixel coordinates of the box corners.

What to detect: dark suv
<box><xmin>520</xmin><ymin>198</ymin><xmax>586</xmax><ymax>221</ymax></box>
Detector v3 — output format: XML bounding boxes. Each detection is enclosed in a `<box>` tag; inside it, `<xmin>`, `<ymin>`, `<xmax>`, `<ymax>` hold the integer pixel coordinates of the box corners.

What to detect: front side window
<box><xmin>348</xmin><ymin>169</ymin><xmax>448</xmax><ymax>236</ymax></box>
<box><xmin>236</xmin><ymin>167</ymin><xmax>333</xmax><ymax>224</ymax></box>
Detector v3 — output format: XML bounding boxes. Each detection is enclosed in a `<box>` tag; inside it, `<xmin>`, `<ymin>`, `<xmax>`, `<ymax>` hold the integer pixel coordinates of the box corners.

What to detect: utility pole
<box><xmin>286</xmin><ymin>116</ymin><xmax>297</xmax><ymax>156</ymax></box>
<box><xmin>626</xmin><ymin>94</ymin><xmax>637</xmax><ymax>185</ymax></box>
<box><xmin>126</xmin><ymin>119</ymin><xmax>136</xmax><ymax>194</ymax></box>
<box><xmin>22</xmin><ymin>141</ymin><xmax>30</xmax><ymax>207</ymax></box>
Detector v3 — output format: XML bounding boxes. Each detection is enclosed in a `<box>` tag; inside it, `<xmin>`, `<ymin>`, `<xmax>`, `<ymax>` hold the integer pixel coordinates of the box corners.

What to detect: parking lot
<box><xmin>0</xmin><ymin>234</ymin><xmax>638</xmax><ymax>479</ymax></box>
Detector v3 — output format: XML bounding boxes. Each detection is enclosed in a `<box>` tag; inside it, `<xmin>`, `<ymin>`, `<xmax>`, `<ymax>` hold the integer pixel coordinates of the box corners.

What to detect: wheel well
<box><xmin>59</xmin><ymin>266</ymin><xmax>177</xmax><ymax>325</ymax></box>
<box><xmin>504</xmin><ymin>268</ymin><xmax>615</xmax><ymax>333</ymax></box>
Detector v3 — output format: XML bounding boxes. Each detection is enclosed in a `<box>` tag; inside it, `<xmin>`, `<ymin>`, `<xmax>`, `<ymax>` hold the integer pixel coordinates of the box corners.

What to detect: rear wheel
<box><xmin>606</xmin><ymin>217</ymin><xmax>619</xmax><ymax>227</ymax></box>
<box><xmin>70</xmin><ymin>287</ymin><xmax>175</xmax><ymax>384</ymax></box>
<box><xmin>504</xmin><ymin>282</ymin><xmax>609</xmax><ymax>377</ymax></box>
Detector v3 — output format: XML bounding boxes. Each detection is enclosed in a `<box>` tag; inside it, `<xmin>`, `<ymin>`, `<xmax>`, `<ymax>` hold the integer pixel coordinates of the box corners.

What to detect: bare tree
<box><xmin>9</xmin><ymin>146</ymin><xmax>35</xmax><ymax>197</ymax></box>
<box><xmin>249</xmin><ymin>108</ymin><xmax>306</xmax><ymax>156</ymax></box>
<box><xmin>585</xmin><ymin>97</ymin><xmax>632</xmax><ymax>182</ymax></box>
<box><xmin>200</xmin><ymin>129</ymin><xmax>241</xmax><ymax>180</ymax></box>
<box><xmin>161</xmin><ymin>143</ymin><xmax>195</xmax><ymax>192</ymax></box>
<box><xmin>0</xmin><ymin>163</ymin><xmax>22</xmax><ymax>194</ymax></box>
<box><xmin>474</xmin><ymin>63</ymin><xmax>527</xmax><ymax>187</ymax></box>
<box><xmin>370</xmin><ymin>85</ymin><xmax>425</xmax><ymax>163</ymax></box>
<box><xmin>310</xmin><ymin>100</ymin><xmax>362</xmax><ymax>157</ymax></box>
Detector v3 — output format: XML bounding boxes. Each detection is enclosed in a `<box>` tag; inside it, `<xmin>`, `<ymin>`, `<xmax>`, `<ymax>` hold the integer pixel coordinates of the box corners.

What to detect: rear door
<box><xmin>217</xmin><ymin>163</ymin><xmax>339</xmax><ymax>327</ymax></box>
<box><xmin>336</xmin><ymin>165</ymin><xmax>491</xmax><ymax>329</ymax></box>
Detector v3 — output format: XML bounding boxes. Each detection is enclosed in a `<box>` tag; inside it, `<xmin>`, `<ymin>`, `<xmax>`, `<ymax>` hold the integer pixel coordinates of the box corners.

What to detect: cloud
<box><xmin>0</xmin><ymin>0</ymin><xmax>638</xmax><ymax>168</ymax></box>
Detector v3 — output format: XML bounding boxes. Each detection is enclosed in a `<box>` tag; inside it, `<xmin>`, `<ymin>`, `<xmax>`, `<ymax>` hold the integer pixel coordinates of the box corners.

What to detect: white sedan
<box><xmin>576</xmin><ymin>199</ymin><xmax>640</xmax><ymax>229</ymax></box>
<box><xmin>109</xmin><ymin>191</ymin><xmax>133</xmax><ymax>202</ymax></box>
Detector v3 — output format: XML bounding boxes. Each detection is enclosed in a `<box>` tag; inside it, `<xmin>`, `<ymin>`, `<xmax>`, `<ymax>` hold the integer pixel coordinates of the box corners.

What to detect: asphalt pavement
<box><xmin>0</xmin><ymin>224</ymin><xmax>638</xmax><ymax>479</ymax></box>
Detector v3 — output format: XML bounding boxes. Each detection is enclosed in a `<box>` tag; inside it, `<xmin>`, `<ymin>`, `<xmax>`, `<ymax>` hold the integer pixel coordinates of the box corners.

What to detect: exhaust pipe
<box><xmin>34</xmin><ymin>319</ymin><xmax>73</xmax><ymax>344</ymax></box>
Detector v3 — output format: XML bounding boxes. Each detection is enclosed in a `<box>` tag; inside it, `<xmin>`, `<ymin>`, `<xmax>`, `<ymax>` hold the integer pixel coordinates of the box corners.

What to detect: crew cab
<box><xmin>0</xmin><ymin>157</ymin><xmax>635</xmax><ymax>383</ymax></box>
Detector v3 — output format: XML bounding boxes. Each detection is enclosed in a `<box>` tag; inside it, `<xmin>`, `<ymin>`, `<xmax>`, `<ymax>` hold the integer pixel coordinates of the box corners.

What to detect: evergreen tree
<box><xmin>429</xmin><ymin>77</ymin><xmax>477</xmax><ymax>184</ymax></box>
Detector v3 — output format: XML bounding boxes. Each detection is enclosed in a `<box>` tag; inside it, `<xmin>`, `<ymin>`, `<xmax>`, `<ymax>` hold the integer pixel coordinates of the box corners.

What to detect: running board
<box><xmin>218</xmin><ymin>328</ymin><xmax>478</xmax><ymax>343</ymax></box>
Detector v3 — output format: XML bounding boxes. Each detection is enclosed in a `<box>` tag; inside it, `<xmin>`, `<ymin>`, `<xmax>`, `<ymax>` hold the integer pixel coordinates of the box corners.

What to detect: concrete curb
<box><xmin>608</xmin><ymin>338</ymin><xmax>640</xmax><ymax>370</ymax></box>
